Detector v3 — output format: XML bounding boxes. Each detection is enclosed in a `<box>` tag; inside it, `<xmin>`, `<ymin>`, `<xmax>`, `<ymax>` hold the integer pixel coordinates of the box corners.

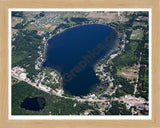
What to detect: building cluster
<box><xmin>114</xmin><ymin>95</ymin><xmax>149</xmax><ymax>114</ymax></box>
<box><xmin>95</xmin><ymin>64</ymin><xmax>114</xmax><ymax>86</ymax></box>
<box><xmin>11</xmin><ymin>11</ymin><xmax>149</xmax><ymax>115</ymax></box>
<box><xmin>31</xmin><ymin>14</ymin><xmax>61</xmax><ymax>28</ymax></box>
<box><xmin>11</xmin><ymin>66</ymin><xmax>29</xmax><ymax>81</ymax></box>
<box><xmin>50</xmin><ymin>71</ymin><xmax>59</xmax><ymax>84</ymax></box>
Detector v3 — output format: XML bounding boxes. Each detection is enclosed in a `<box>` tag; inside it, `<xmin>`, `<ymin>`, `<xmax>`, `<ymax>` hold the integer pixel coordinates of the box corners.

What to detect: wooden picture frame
<box><xmin>0</xmin><ymin>0</ymin><xmax>160</xmax><ymax>127</ymax></box>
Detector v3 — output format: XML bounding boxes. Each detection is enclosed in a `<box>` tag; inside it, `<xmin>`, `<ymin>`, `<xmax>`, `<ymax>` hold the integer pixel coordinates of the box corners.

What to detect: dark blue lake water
<box><xmin>21</xmin><ymin>97</ymin><xmax>46</xmax><ymax>111</ymax></box>
<box><xmin>43</xmin><ymin>24</ymin><xmax>118</xmax><ymax>96</ymax></box>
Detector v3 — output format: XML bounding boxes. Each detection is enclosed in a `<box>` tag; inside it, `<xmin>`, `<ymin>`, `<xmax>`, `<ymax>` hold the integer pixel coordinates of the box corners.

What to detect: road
<box><xmin>134</xmin><ymin>52</ymin><xmax>142</xmax><ymax>95</ymax></box>
<box><xmin>12</xmin><ymin>73</ymin><xmax>108</xmax><ymax>103</ymax></box>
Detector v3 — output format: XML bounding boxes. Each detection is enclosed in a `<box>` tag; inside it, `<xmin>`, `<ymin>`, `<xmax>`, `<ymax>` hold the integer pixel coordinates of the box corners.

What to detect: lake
<box><xmin>43</xmin><ymin>24</ymin><xmax>118</xmax><ymax>96</ymax></box>
<box><xmin>21</xmin><ymin>97</ymin><xmax>46</xmax><ymax>111</ymax></box>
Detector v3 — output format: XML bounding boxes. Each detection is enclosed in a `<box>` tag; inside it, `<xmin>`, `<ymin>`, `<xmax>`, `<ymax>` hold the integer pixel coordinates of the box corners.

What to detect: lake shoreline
<box><xmin>41</xmin><ymin>23</ymin><xmax>120</xmax><ymax>96</ymax></box>
<box><xmin>42</xmin><ymin>23</ymin><xmax>120</xmax><ymax>66</ymax></box>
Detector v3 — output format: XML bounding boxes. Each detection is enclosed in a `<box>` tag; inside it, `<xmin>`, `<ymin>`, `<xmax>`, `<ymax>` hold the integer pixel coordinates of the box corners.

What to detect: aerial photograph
<box><xmin>11</xmin><ymin>10</ymin><xmax>150</xmax><ymax>117</ymax></box>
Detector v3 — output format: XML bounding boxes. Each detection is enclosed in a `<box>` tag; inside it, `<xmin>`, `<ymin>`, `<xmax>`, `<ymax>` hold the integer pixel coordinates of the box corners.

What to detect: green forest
<box><xmin>12</xmin><ymin>81</ymin><xmax>94</xmax><ymax>115</ymax></box>
<box><xmin>105</xmin><ymin>101</ymin><xmax>132</xmax><ymax>115</ymax></box>
<box><xmin>102</xmin><ymin>12</ymin><xmax>149</xmax><ymax>100</ymax></box>
<box><xmin>12</xmin><ymin>30</ymin><xmax>43</xmax><ymax>80</ymax></box>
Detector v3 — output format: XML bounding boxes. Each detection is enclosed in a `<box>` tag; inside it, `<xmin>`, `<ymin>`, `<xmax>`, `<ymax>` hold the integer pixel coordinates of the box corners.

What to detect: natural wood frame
<box><xmin>0</xmin><ymin>0</ymin><xmax>160</xmax><ymax>128</ymax></box>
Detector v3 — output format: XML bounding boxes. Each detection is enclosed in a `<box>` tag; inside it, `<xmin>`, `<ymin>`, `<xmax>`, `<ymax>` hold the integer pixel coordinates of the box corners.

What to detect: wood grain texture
<box><xmin>0</xmin><ymin>0</ymin><xmax>160</xmax><ymax>128</ymax></box>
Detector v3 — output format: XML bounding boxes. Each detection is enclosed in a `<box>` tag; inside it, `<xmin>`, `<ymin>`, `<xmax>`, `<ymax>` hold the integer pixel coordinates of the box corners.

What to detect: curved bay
<box><xmin>43</xmin><ymin>24</ymin><xmax>118</xmax><ymax>96</ymax></box>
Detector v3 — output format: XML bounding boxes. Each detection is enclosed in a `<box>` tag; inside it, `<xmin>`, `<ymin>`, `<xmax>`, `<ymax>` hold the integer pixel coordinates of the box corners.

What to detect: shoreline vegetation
<box><xmin>42</xmin><ymin>23</ymin><xmax>119</xmax><ymax>64</ymax></box>
<box><xmin>12</xmin><ymin>11</ymin><xmax>149</xmax><ymax>115</ymax></box>
<box><xmin>42</xmin><ymin>23</ymin><xmax>120</xmax><ymax>65</ymax></box>
<box><xmin>41</xmin><ymin>23</ymin><xmax>121</xmax><ymax>96</ymax></box>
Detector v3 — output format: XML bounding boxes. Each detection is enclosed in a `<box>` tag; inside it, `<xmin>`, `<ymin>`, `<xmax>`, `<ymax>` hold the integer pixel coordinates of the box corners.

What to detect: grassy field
<box><xmin>112</xmin><ymin>41</ymin><xmax>139</xmax><ymax>69</ymax></box>
<box><xmin>132</xmin><ymin>21</ymin><xmax>146</xmax><ymax>27</ymax></box>
<box><xmin>130</xmin><ymin>30</ymin><xmax>143</xmax><ymax>40</ymax></box>
<box><xmin>12</xmin><ymin>50</ymin><xmax>29</xmax><ymax>66</ymax></box>
<box><xmin>117</xmin><ymin>66</ymin><xmax>138</xmax><ymax>80</ymax></box>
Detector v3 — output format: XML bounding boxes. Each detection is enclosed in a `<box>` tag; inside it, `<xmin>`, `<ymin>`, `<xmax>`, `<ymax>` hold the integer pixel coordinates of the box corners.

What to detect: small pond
<box><xmin>21</xmin><ymin>97</ymin><xmax>46</xmax><ymax>111</ymax></box>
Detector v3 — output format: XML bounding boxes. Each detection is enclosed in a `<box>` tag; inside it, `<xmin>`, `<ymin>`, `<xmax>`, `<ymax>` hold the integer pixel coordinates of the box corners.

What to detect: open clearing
<box><xmin>50</xmin><ymin>25</ymin><xmax>57</xmax><ymax>31</ymax></box>
<box><xmin>117</xmin><ymin>65</ymin><xmax>138</xmax><ymax>80</ymax></box>
<box><xmin>12</xmin><ymin>17</ymin><xmax>23</xmax><ymax>27</ymax></box>
<box><xmin>132</xmin><ymin>21</ymin><xmax>146</xmax><ymax>27</ymax></box>
<box><xmin>130</xmin><ymin>30</ymin><xmax>143</xmax><ymax>40</ymax></box>
<box><xmin>87</xmin><ymin>12</ymin><xmax>118</xmax><ymax>22</ymax></box>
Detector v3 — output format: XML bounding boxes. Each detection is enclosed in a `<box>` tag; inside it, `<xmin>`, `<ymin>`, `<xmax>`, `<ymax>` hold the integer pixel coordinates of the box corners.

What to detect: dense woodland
<box><xmin>11</xmin><ymin>11</ymin><xmax>149</xmax><ymax>115</ymax></box>
<box><xmin>105</xmin><ymin>101</ymin><xmax>132</xmax><ymax>115</ymax></box>
<box><xmin>70</xmin><ymin>17</ymin><xmax>89</xmax><ymax>24</ymax></box>
<box><xmin>102</xmin><ymin>12</ymin><xmax>149</xmax><ymax>100</ymax></box>
<box><xmin>12</xmin><ymin>30</ymin><xmax>43</xmax><ymax>80</ymax></box>
<box><xmin>12</xmin><ymin>81</ymin><xmax>94</xmax><ymax>115</ymax></box>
